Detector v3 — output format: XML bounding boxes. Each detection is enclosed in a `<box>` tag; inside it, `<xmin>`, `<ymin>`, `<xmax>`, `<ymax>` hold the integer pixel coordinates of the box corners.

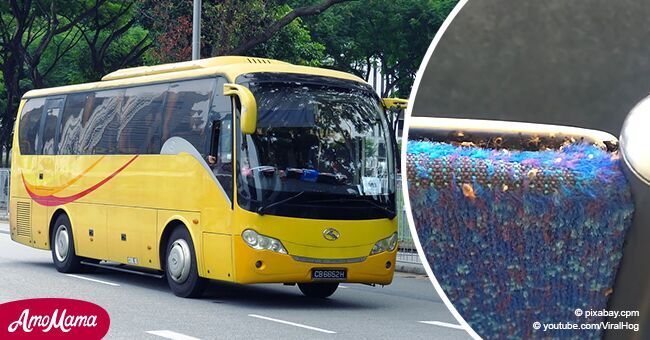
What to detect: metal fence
<box><xmin>396</xmin><ymin>175</ymin><xmax>421</xmax><ymax>264</ymax></box>
<box><xmin>0</xmin><ymin>169</ymin><xmax>8</xmax><ymax>220</ymax></box>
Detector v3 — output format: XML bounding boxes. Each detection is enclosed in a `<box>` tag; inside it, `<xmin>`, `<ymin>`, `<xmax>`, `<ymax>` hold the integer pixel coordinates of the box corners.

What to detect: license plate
<box><xmin>311</xmin><ymin>269</ymin><xmax>347</xmax><ymax>281</ymax></box>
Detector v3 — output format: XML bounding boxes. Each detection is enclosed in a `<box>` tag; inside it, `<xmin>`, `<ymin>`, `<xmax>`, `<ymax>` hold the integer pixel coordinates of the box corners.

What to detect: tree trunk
<box><xmin>1</xmin><ymin>57</ymin><xmax>22</xmax><ymax>160</ymax></box>
<box><xmin>3</xmin><ymin>145</ymin><xmax>9</xmax><ymax>168</ymax></box>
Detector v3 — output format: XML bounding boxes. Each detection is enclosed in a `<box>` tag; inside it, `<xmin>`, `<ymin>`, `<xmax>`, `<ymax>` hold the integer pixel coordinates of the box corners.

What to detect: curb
<box><xmin>395</xmin><ymin>260</ymin><xmax>427</xmax><ymax>275</ymax></box>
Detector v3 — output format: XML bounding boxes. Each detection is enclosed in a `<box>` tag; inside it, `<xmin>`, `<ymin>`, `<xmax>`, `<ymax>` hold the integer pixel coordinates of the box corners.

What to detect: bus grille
<box><xmin>16</xmin><ymin>201</ymin><xmax>31</xmax><ymax>237</ymax></box>
<box><xmin>291</xmin><ymin>255</ymin><xmax>367</xmax><ymax>264</ymax></box>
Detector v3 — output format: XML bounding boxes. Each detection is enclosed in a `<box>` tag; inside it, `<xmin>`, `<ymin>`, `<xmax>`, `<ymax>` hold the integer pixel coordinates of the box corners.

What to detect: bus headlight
<box><xmin>242</xmin><ymin>229</ymin><xmax>288</xmax><ymax>254</ymax></box>
<box><xmin>370</xmin><ymin>233</ymin><xmax>398</xmax><ymax>255</ymax></box>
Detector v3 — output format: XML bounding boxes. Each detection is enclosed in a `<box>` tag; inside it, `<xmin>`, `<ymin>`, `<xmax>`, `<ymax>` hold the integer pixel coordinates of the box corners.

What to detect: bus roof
<box><xmin>22</xmin><ymin>56</ymin><xmax>367</xmax><ymax>99</ymax></box>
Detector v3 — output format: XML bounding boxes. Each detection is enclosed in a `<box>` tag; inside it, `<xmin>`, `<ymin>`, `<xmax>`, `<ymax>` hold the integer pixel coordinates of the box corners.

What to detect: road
<box><xmin>0</xmin><ymin>223</ymin><xmax>469</xmax><ymax>340</ymax></box>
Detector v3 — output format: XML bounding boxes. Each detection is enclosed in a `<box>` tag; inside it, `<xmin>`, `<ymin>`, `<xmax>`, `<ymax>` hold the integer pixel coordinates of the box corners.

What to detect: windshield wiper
<box><xmin>306</xmin><ymin>197</ymin><xmax>396</xmax><ymax>219</ymax></box>
<box><xmin>257</xmin><ymin>191</ymin><xmax>306</xmax><ymax>215</ymax></box>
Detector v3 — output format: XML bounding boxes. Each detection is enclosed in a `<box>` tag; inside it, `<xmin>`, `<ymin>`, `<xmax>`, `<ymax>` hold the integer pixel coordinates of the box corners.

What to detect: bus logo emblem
<box><xmin>323</xmin><ymin>228</ymin><xmax>340</xmax><ymax>241</ymax></box>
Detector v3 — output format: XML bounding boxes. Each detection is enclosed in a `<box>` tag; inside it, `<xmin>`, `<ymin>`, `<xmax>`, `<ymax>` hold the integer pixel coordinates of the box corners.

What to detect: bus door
<box><xmin>33</xmin><ymin>97</ymin><xmax>65</xmax><ymax>248</ymax></box>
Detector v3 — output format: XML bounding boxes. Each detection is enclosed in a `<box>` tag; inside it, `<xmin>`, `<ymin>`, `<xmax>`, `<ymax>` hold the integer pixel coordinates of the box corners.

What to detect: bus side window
<box><xmin>162</xmin><ymin>79</ymin><xmax>214</xmax><ymax>155</ymax></box>
<box><xmin>218</xmin><ymin>119</ymin><xmax>233</xmax><ymax>165</ymax></box>
<box><xmin>58</xmin><ymin>93</ymin><xmax>87</xmax><ymax>155</ymax></box>
<box><xmin>118</xmin><ymin>84</ymin><xmax>167</xmax><ymax>154</ymax></box>
<box><xmin>18</xmin><ymin>98</ymin><xmax>46</xmax><ymax>155</ymax></box>
<box><xmin>210</xmin><ymin>117</ymin><xmax>233</xmax><ymax>200</ymax></box>
<box><xmin>207</xmin><ymin>77</ymin><xmax>233</xmax><ymax>201</ymax></box>
<box><xmin>209</xmin><ymin>122</ymin><xmax>220</xmax><ymax>165</ymax></box>
<box><xmin>79</xmin><ymin>89</ymin><xmax>124</xmax><ymax>155</ymax></box>
<box><xmin>41</xmin><ymin>97</ymin><xmax>64</xmax><ymax>155</ymax></box>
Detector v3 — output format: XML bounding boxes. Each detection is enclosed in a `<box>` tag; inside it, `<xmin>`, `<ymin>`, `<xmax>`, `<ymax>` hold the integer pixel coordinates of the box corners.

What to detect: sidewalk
<box><xmin>396</xmin><ymin>251</ymin><xmax>427</xmax><ymax>275</ymax></box>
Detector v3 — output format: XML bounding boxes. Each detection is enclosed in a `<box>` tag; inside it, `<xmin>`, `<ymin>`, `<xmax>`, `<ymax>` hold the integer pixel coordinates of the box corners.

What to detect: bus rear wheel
<box><xmin>51</xmin><ymin>214</ymin><xmax>83</xmax><ymax>273</ymax></box>
<box><xmin>298</xmin><ymin>282</ymin><xmax>339</xmax><ymax>298</ymax></box>
<box><xmin>164</xmin><ymin>227</ymin><xmax>206</xmax><ymax>298</ymax></box>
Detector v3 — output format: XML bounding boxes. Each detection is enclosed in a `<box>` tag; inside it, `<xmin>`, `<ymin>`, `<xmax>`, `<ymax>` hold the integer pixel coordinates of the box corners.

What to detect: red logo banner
<box><xmin>0</xmin><ymin>298</ymin><xmax>110</xmax><ymax>339</ymax></box>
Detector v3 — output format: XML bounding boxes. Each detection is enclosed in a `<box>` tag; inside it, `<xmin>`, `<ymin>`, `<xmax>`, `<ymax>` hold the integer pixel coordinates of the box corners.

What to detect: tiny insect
<box><xmin>527</xmin><ymin>135</ymin><xmax>541</xmax><ymax>149</ymax></box>
<box><xmin>462</xmin><ymin>183</ymin><xmax>476</xmax><ymax>201</ymax></box>
<box><xmin>527</xmin><ymin>168</ymin><xmax>539</xmax><ymax>179</ymax></box>
<box><xmin>492</xmin><ymin>136</ymin><xmax>504</xmax><ymax>148</ymax></box>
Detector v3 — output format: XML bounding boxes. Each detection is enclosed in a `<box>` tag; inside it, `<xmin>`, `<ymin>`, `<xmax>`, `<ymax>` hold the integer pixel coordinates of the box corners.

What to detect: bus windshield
<box><xmin>236</xmin><ymin>75</ymin><xmax>395</xmax><ymax>220</ymax></box>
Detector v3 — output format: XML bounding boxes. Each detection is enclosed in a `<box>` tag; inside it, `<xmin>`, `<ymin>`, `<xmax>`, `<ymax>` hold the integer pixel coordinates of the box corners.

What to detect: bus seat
<box><xmin>407</xmin><ymin>139</ymin><xmax>634</xmax><ymax>338</ymax></box>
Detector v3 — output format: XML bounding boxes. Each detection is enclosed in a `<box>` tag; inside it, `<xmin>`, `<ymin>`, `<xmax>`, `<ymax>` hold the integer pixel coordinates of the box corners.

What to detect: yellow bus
<box><xmin>9</xmin><ymin>56</ymin><xmax>401</xmax><ymax>298</ymax></box>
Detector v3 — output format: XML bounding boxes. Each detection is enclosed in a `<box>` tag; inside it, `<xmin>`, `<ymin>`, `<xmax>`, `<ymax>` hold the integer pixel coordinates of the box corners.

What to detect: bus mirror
<box><xmin>382</xmin><ymin>98</ymin><xmax>408</xmax><ymax>110</ymax></box>
<box><xmin>224</xmin><ymin>83</ymin><xmax>257</xmax><ymax>134</ymax></box>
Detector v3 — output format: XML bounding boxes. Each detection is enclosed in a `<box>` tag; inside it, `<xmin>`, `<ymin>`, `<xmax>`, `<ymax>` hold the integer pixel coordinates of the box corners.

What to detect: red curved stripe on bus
<box><xmin>23</xmin><ymin>155</ymin><xmax>139</xmax><ymax>207</ymax></box>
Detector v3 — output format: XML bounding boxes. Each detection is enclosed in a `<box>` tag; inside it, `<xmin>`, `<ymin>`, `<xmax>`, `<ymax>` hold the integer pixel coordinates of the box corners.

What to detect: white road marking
<box><xmin>146</xmin><ymin>330</ymin><xmax>201</xmax><ymax>340</ymax></box>
<box><xmin>419</xmin><ymin>321</ymin><xmax>465</xmax><ymax>330</ymax></box>
<box><xmin>66</xmin><ymin>274</ymin><xmax>120</xmax><ymax>286</ymax></box>
<box><xmin>339</xmin><ymin>285</ymin><xmax>349</xmax><ymax>288</ymax></box>
<box><xmin>248</xmin><ymin>314</ymin><xmax>337</xmax><ymax>334</ymax></box>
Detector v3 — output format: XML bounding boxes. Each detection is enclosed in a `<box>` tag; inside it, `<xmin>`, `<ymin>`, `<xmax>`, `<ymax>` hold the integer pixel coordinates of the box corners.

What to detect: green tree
<box><xmin>143</xmin><ymin>0</ymin><xmax>349</xmax><ymax>63</ymax></box>
<box><xmin>0</xmin><ymin>0</ymin><xmax>153</xmax><ymax>164</ymax></box>
<box><xmin>75</xmin><ymin>0</ymin><xmax>152</xmax><ymax>80</ymax></box>
<box><xmin>210</xmin><ymin>3</ymin><xmax>326</xmax><ymax>66</ymax></box>
<box><xmin>0</xmin><ymin>0</ymin><xmax>109</xmax><ymax>165</ymax></box>
<box><xmin>304</xmin><ymin>0</ymin><xmax>458</xmax><ymax>97</ymax></box>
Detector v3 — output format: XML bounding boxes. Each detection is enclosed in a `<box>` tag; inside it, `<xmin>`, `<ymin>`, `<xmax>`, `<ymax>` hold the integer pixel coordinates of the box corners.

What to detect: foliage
<box><xmin>304</xmin><ymin>0</ymin><xmax>458</xmax><ymax>97</ymax></box>
<box><xmin>248</xmin><ymin>5</ymin><xmax>325</xmax><ymax>66</ymax></box>
<box><xmin>144</xmin><ymin>0</ymin><xmax>336</xmax><ymax>65</ymax></box>
<box><xmin>0</xmin><ymin>0</ymin><xmax>107</xmax><ymax>163</ymax></box>
<box><xmin>140</xmin><ymin>0</ymin><xmax>193</xmax><ymax>63</ymax></box>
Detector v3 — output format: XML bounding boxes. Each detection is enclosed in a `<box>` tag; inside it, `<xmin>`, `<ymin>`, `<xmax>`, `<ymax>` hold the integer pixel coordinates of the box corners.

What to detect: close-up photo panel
<box><xmin>405</xmin><ymin>0</ymin><xmax>649</xmax><ymax>339</ymax></box>
<box><xmin>0</xmin><ymin>0</ymin><xmax>474</xmax><ymax>339</ymax></box>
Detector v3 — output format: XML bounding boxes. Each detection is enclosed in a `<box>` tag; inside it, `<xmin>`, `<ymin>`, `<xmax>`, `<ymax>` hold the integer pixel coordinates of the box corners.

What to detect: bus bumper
<box><xmin>231</xmin><ymin>238</ymin><xmax>397</xmax><ymax>285</ymax></box>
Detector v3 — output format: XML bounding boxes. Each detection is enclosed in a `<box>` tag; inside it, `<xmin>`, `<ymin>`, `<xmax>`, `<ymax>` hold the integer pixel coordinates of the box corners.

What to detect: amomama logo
<box><xmin>0</xmin><ymin>298</ymin><xmax>110</xmax><ymax>339</ymax></box>
<box><xmin>8</xmin><ymin>308</ymin><xmax>97</xmax><ymax>333</ymax></box>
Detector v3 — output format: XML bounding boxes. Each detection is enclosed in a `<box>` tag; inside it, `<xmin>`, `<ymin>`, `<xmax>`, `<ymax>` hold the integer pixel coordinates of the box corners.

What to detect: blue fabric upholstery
<box><xmin>407</xmin><ymin>141</ymin><xmax>634</xmax><ymax>339</ymax></box>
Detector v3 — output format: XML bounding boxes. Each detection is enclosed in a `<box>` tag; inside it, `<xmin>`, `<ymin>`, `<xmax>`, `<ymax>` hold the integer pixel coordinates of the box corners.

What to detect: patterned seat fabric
<box><xmin>407</xmin><ymin>141</ymin><xmax>634</xmax><ymax>339</ymax></box>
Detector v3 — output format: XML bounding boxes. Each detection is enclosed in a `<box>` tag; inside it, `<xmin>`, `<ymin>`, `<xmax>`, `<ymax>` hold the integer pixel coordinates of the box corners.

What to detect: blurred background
<box><xmin>412</xmin><ymin>0</ymin><xmax>650</xmax><ymax>136</ymax></box>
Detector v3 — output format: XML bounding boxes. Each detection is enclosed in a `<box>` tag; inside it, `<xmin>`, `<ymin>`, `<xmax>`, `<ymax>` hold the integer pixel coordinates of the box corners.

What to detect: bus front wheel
<box><xmin>51</xmin><ymin>214</ymin><xmax>83</xmax><ymax>273</ymax></box>
<box><xmin>164</xmin><ymin>227</ymin><xmax>206</xmax><ymax>298</ymax></box>
<box><xmin>298</xmin><ymin>282</ymin><xmax>339</xmax><ymax>298</ymax></box>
